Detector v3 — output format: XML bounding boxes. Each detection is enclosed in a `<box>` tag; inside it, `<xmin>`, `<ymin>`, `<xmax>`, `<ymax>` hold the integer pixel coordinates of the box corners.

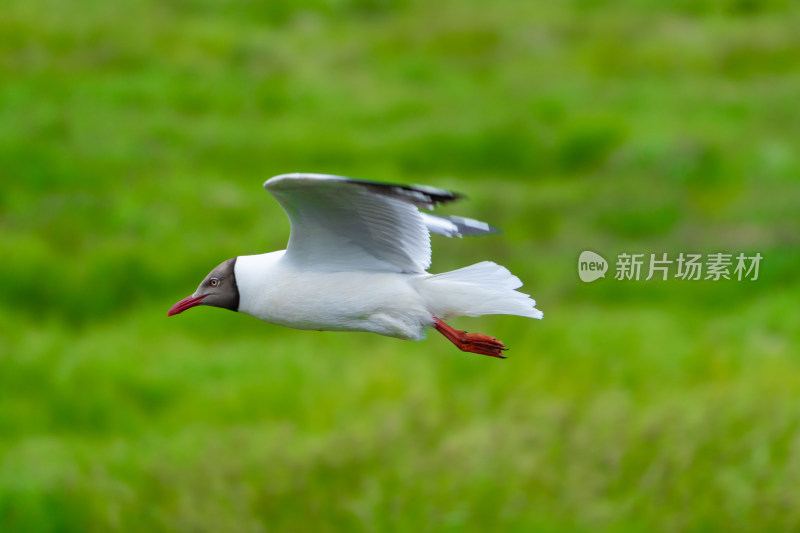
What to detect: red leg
<box><xmin>433</xmin><ymin>317</ymin><xmax>507</xmax><ymax>359</ymax></box>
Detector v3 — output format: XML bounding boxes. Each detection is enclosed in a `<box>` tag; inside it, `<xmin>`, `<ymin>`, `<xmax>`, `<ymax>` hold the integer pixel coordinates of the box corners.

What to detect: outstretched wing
<box><xmin>265</xmin><ymin>173</ymin><xmax>471</xmax><ymax>273</ymax></box>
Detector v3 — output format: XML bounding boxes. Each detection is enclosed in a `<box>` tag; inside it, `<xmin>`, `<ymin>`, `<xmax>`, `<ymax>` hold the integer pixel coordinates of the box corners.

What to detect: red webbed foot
<box><xmin>433</xmin><ymin>317</ymin><xmax>508</xmax><ymax>359</ymax></box>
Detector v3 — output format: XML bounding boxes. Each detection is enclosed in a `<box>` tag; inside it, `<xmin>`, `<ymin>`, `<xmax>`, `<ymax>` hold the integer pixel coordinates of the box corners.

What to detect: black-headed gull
<box><xmin>168</xmin><ymin>173</ymin><xmax>542</xmax><ymax>358</ymax></box>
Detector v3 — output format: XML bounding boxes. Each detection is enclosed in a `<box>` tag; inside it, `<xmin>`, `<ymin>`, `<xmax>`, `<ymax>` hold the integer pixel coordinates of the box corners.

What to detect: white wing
<box><xmin>265</xmin><ymin>173</ymin><xmax>470</xmax><ymax>273</ymax></box>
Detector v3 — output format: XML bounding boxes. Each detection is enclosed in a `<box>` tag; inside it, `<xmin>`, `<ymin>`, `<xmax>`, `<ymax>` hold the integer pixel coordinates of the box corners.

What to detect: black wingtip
<box><xmin>352</xmin><ymin>179</ymin><xmax>464</xmax><ymax>208</ymax></box>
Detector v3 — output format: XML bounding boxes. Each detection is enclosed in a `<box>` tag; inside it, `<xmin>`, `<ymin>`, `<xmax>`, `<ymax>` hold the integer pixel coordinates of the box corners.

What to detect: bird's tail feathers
<box><xmin>417</xmin><ymin>261</ymin><xmax>543</xmax><ymax>320</ymax></box>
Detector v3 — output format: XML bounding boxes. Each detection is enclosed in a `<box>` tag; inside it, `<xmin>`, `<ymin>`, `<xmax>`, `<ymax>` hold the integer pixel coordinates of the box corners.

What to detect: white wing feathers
<box><xmin>421</xmin><ymin>213</ymin><xmax>498</xmax><ymax>238</ymax></box>
<box><xmin>264</xmin><ymin>173</ymin><xmax>494</xmax><ymax>273</ymax></box>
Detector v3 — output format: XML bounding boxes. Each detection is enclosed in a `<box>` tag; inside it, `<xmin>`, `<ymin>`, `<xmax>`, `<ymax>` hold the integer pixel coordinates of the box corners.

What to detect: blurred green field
<box><xmin>2</xmin><ymin>0</ymin><xmax>800</xmax><ymax>531</ymax></box>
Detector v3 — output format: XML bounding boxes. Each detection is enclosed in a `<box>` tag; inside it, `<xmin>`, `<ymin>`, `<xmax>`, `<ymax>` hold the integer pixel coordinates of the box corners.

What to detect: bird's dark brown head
<box><xmin>167</xmin><ymin>257</ymin><xmax>240</xmax><ymax>316</ymax></box>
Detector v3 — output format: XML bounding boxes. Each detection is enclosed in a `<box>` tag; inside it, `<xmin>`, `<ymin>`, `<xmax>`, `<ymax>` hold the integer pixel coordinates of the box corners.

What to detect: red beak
<box><xmin>167</xmin><ymin>294</ymin><xmax>208</xmax><ymax>316</ymax></box>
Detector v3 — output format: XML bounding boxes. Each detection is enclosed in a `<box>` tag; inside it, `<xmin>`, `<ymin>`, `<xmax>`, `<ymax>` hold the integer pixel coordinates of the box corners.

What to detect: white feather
<box><xmin>265</xmin><ymin>173</ymin><xmax>432</xmax><ymax>273</ymax></box>
<box><xmin>415</xmin><ymin>262</ymin><xmax>544</xmax><ymax>320</ymax></box>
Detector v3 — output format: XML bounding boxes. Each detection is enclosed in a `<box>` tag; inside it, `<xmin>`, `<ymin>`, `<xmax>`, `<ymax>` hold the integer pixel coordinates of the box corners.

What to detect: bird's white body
<box><xmin>236</xmin><ymin>251</ymin><xmax>430</xmax><ymax>340</ymax></box>
<box><xmin>235</xmin><ymin>250</ymin><xmax>542</xmax><ymax>341</ymax></box>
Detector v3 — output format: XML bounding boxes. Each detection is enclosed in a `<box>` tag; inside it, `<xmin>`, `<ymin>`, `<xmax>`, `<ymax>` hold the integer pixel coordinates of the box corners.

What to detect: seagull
<box><xmin>168</xmin><ymin>173</ymin><xmax>543</xmax><ymax>358</ymax></box>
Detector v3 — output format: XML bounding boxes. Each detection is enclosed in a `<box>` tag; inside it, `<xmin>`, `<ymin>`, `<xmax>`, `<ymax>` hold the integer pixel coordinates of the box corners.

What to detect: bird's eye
<box><xmin>210</xmin><ymin>278</ymin><xmax>220</xmax><ymax>287</ymax></box>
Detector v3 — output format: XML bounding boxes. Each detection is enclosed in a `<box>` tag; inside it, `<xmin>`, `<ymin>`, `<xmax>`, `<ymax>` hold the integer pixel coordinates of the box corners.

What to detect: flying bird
<box><xmin>168</xmin><ymin>173</ymin><xmax>543</xmax><ymax>358</ymax></box>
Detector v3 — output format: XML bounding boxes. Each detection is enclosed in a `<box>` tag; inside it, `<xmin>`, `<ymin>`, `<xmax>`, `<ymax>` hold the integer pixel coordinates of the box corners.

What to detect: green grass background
<box><xmin>2</xmin><ymin>0</ymin><xmax>800</xmax><ymax>531</ymax></box>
